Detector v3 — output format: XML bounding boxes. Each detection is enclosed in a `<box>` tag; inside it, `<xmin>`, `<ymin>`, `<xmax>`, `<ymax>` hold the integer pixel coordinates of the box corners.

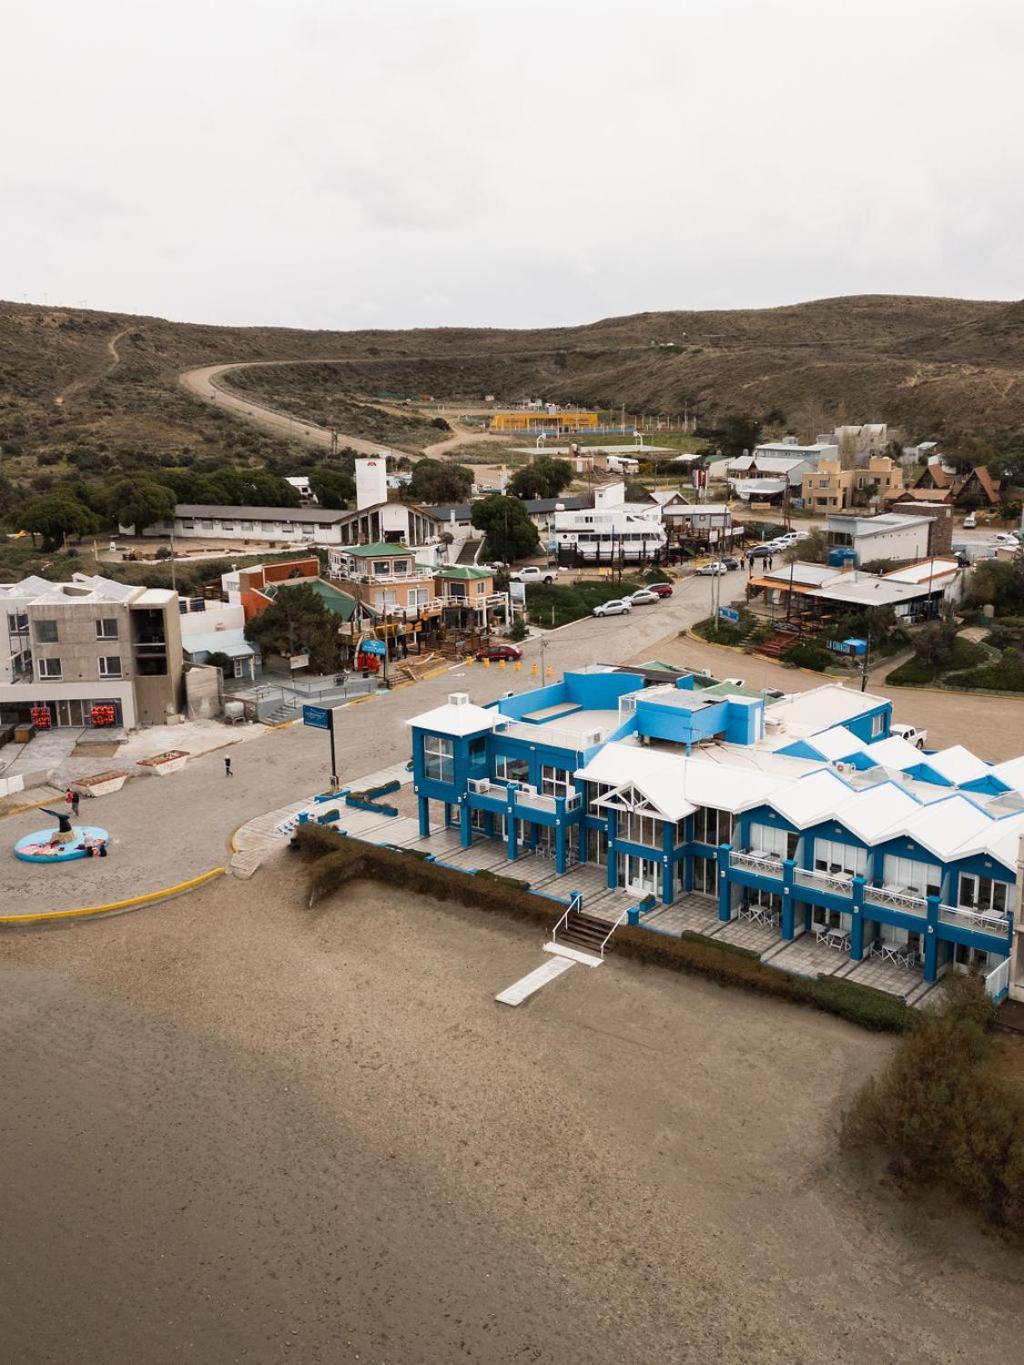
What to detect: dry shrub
<box><xmin>843</xmin><ymin>973</ymin><xmax>1024</xmax><ymax>1233</ymax></box>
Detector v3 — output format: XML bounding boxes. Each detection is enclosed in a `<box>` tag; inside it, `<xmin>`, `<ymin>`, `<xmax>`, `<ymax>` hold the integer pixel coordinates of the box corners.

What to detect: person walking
<box><xmin>65</xmin><ymin>787</ymin><xmax>80</xmax><ymax>818</ymax></box>
<box><xmin>224</xmin><ymin>755</ymin><xmax>233</xmax><ymax>778</ymax></box>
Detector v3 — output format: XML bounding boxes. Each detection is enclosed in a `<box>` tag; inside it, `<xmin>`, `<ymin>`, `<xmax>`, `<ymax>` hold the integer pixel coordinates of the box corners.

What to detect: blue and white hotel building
<box><xmin>407</xmin><ymin>668</ymin><xmax>1024</xmax><ymax>1004</ymax></box>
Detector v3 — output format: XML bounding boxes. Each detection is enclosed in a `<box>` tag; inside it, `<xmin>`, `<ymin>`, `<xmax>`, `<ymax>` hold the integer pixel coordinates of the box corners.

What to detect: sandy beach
<box><xmin>1</xmin><ymin>867</ymin><xmax>1022</xmax><ymax>1363</ymax></box>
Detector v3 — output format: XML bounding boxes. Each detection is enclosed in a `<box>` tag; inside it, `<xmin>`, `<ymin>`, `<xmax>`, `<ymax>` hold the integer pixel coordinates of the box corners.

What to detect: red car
<box><xmin>475</xmin><ymin>643</ymin><xmax>522</xmax><ymax>662</ymax></box>
<box><xmin>649</xmin><ymin>582</ymin><xmax>674</xmax><ymax>598</ymax></box>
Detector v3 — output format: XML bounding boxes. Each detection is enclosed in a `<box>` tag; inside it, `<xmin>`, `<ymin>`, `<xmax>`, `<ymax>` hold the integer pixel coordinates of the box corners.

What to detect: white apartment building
<box><xmin>827</xmin><ymin>512</ymin><xmax>933</xmax><ymax>565</ymax></box>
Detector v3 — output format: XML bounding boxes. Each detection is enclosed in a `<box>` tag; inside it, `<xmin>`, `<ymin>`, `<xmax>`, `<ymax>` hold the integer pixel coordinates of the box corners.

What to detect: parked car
<box><xmin>592</xmin><ymin>598</ymin><xmax>633</xmax><ymax>617</ymax></box>
<box><xmin>475</xmin><ymin>643</ymin><xmax>522</xmax><ymax>662</ymax></box>
<box><xmin>629</xmin><ymin>588</ymin><xmax>660</xmax><ymax>605</ymax></box>
<box><xmin>510</xmin><ymin>565</ymin><xmax>558</xmax><ymax>583</ymax></box>
<box><xmin>962</xmin><ymin>513</ymin><xmax>977</xmax><ymax>529</ymax></box>
<box><xmin>991</xmin><ymin>532</ymin><xmax>1022</xmax><ymax>549</ymax></box>
<box><xmin>695</xmin><ymin>561</ymin><xmax>728</xmax><ymax>576</ymax></box>
<box><xmin>720</xmin><ymin>676</ymin><xmax>746</xmax><ymax>688</ymax></box>
<box><xmin>649</xmin><ymin>582</ymin><xmax>674</xmax><ymax>598</ymax></box>
<box><xmin>746</xmin><ymin>545</ymin><xmax>774</xmax><ymax>560</ymax></box>
<box><xmin>891</xmin><ymin>722</ymin><xmax>928</xmax><ymax>749</ymax></box>
<box><xmin>720</xmin><ymin>556</ymin><xmax>742</xmax><ymax>570</ymax></box>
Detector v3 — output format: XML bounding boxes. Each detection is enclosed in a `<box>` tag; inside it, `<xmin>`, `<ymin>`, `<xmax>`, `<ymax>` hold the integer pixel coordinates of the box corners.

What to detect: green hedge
<box><xmin>692</xmin><ymin>609</ymin><xmax>757</xmax><ymax>646</ymax></box>
<box><xmin>887</xmin><ymin>636</ymin><xmax>989</xmax><ymax>686</ymax></box>
<box><xmin>290</xmin><ymin>829</ymin><xmax>911</xmax><ymax>1033</ymax></box>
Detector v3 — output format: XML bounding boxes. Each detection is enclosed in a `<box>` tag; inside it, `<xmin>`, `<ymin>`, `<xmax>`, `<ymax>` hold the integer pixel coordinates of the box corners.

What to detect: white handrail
<box><xmin>551</xmin><ymin>891</ymin><xmax>583</xmax><ymax>944</ymax></box>
<box><xmin>985</xmin><ymin>957</ymin><xmax>1010</xmax><ymax>999</ymax></box>
<box><xmin>599</xmin><ymin>905</ymin><xmax>630</xmax><ymax>958</ymax></box>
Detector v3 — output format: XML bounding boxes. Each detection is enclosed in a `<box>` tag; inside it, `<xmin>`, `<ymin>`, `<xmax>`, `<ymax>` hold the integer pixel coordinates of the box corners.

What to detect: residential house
<box><xmin>914</xmin><ymin>461</ymin><xmax>1002</xmax><ymax>508</ymax></box>
<box><xmin>801</xmin><ymin>457</ymin><xmax>903</xmax><ymax>511</ymax></box>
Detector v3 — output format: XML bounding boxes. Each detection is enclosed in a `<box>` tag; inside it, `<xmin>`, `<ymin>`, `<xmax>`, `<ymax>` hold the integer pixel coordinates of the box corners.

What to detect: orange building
<box><xmin>489</xmin><ymin>409</ymin><xmax>600</xmax><ymax>434</ymax></box>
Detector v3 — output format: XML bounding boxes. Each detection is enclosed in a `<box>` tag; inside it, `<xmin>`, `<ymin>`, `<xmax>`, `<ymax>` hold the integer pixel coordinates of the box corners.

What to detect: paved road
<box><xmin>0</xmin><ymin>580</ymin><xmax>713</xmax><ymax>913</ymax></box>
<box><xmin>4</xmin><ymin>565</ymin><xmax>1021</xmax><ymax>914</ymax></box>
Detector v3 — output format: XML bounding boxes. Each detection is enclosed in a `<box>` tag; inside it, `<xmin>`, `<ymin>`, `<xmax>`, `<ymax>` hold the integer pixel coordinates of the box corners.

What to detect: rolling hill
<box><xmin>2</xmin><ymin>294</ymin><xmax>1024</xmax><ymax>497</ymax></box>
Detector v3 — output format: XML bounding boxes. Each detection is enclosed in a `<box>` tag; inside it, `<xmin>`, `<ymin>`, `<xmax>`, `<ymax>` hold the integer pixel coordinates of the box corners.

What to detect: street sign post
<box><xmin>303</xmin><ymin>704</ymin><xmax>343</xmax><ymax>789</ymax></box>
<box><xmin>718</xmin><ymin>606</ymin><xmax>740</xmax><ymax>624</ymax></box>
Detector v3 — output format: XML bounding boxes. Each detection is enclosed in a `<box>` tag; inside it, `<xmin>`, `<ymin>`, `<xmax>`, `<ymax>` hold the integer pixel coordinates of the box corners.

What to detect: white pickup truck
<box><xmin>891</xmin><ymin>722</ymin><xmax>927</xmax><ymax>750</ymax></box>
<box><xmin>509</xmin><ymin>565</ymin><xmax>559</xmax><ymax>583</ymax></box>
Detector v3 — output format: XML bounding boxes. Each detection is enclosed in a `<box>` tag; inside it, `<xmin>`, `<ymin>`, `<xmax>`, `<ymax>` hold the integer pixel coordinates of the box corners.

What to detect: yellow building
<box><xmin>802</xmin><ymin>457</ymin><xmax>903</xmax><ymax>511</ymax></box>
<box><xmin>489</xmin><ymin>409</ymin><xmax>600</xmax><ymax>433</ymax></box>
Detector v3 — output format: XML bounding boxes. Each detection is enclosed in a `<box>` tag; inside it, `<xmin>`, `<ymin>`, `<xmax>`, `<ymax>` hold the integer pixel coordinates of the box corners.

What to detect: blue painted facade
<box><xmin>408</xmin><ymin>671</ymin><xmax>1016</xmax><ymax>999</ymax></box>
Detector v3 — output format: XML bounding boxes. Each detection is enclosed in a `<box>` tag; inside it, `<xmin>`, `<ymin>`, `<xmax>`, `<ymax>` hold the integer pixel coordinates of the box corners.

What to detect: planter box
<box><xmin>137</xmin><ymin>750</ymin><xmax>190</xmax><ymax>777</ymax></box>
<box><xmin>75</xmin><ymin>770</ymin><xmax>130</xmax><ymax>797</ymax></box>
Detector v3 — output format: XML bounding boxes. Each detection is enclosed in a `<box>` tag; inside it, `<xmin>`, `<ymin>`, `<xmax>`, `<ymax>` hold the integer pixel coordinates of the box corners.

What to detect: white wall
<box><xmin>855</xmin><ymin>523</ymin><xmax>929</xmax><ymax>563</ymax></box>
<box><xmin>356</xmin><ymin>458</ymin><xmax>389</xmax><ymax>511</ymax></box>
<box><xmin>178</xmin><ymin>601</ymin><xmax>246</xmax><ymax>640</ymax></box>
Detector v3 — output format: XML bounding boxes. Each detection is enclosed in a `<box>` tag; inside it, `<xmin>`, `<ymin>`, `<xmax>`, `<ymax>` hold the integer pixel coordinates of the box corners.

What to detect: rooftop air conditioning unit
<box><xmin>449</xmin><ymin>693</ymin><xmax>469</xmax><ymax>707</ymax></box>
<box><xmin>580</xmin><ymin>730</ymin><xmax>604</xmax><ymax>748</ymax></box>
<box><xmin>765</xmin><ymin>717</ymin><xmax>785</xmax><ymax>734</ymax></box>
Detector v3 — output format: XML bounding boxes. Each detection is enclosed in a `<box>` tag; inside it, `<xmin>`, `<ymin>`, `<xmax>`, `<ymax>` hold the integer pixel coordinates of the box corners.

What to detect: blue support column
<box><xmin>850</xmin><ymin>876</ymin><xmax>866</xmax><ymax>960</ymax></box>
<box><xmin>781</xmin><ymin>857</ymin><xmax>796</xmax><ymax>940</ymax></box>
<box><xmin>506</xmin><ymin>799</ymin><xmax>518</xmax><ymax>861</ymax></box>
<box><xmin>555</xmin><ymin>822</ymin><xmax>567</xmax><ymax>876</ymax></box>
<box><xmin>459</xmin><ymin>800</ymin><xmax>472</xmax><ymax>849</ymax></box>
<box><xmin>924</xmin><ymin>894</ymin><xmax>940</xmax><ymax>982</ymax></box>
<box><xmin>717</xmin><ymin>841</ymin><xmax>732</xmax><ymax>922</ymax></box>
<box><xmin>417</xmin><ymin>795</ymin><xmax>430</xmax><ymax>839</ymax></box>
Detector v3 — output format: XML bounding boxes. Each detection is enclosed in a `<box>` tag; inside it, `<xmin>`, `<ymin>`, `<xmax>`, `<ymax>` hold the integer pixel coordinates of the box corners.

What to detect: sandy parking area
<box><xmin>2</xmin><ymin>867</ymin><xmax>1022</xmax><ymax>1362</ymax></box>
<box><xmin>638</xmin><ymin>627</ymin><xmax>1024</xmax><ymax>762</ymax></box>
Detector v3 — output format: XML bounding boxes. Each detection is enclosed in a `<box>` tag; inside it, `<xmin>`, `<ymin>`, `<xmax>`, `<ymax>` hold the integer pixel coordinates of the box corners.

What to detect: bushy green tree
<box><xmin>104</xmin><ymin>476</ymin><xmax>176</xmax><ymax>531</ymax></box>
<box><xmin>309</xmin><ymin>465</ymin><xmax>355</xmax><ymax>509</ymax></box>
<box><xmin>508</xmin><ymin>456</ymin><xmax>573</xmax><ymax>500</ymax></box>
<box><xmin>244</xmin><ymin>584</ymin><xmax>340</xmax><ymax>673</ymax></box>
<box><xmin>470</xmin><ymin>494</ymin><xmax>540</xmax><ymax>562</ymax></box>
<box><xmin>718</xmin><ymin>412</ymin><xmax>763</xmax><ymax>458</ymax></box>
<box><xmin>20</xmin><ymin>493</ymin><xmax>102</xmax><ymax>551</ymax></box>
<box><xmin>407</xmin><ymin>458</ymin><xmax>473</xmax><ymax>504</ymax></box>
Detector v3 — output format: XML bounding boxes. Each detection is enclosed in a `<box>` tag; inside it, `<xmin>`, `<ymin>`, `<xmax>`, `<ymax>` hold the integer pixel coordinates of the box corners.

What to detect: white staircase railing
<box><xmin>550</xmin><ymin>892</ymin><xmax>583</xmax><ymax>945</ymax></box>
<box><xmin>985</xmin><ymin>957</ymin><xmax>1011</xmax><ymax>999</ymax></box>
<box><xmin>599</xmin><ymin>906</ymin><xmax>630</xmax><ymax>959</ymax></box>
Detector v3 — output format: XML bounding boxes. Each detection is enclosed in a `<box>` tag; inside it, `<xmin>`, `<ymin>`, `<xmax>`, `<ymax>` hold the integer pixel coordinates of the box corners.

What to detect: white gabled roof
<box><xmin>804</xmin><ymin>725</ymin><xmax>868</xmax><ymax>762</ymax></box>
<box><xmin>950</xmin><ymin>810</ymin><xmax>1024</xmax><ymax>871</ymax></box>
<box><xmin>987</xmin><ymin>755</ymin><xmax>1024</xmax><ymax>793</ymax></box>
<box><xmin>576</xmin><ymin>745</ymin><xmax>793</xmax><ymax>817</ymax></box>
<box><xmin>895</xmin><ymin>794</ymin><xmax>994</xmax><ymax>861</ymax></box>
<box><xmin>920</xmin><ymin>745</ymin><xmax>992</xmax><ymax>785</ymax></box>
<box><xmin>860</xmin><ymin>735</ymin><xmax>927</xmax><ymax>771</ymax></box>
<box><xmin>407</xmin><ymin>699</ymin><xmax>497</xmax><ymax>737</ymax></box>
<box><xmin>833</xmin><ymin>782</ymin><xmax>921</xmax><ymax>844</ymax></box>
<box><xmin>768</xmin><ymin>769</ymin><xmax>856</xmax><ymax>829</ymax></box>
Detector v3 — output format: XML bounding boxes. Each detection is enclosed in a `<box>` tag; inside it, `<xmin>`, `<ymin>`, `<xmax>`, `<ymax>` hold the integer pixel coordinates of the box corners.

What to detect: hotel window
<box><xmin>423</xmin><ymin>734</ymin><xmax>454</xmax><ymax>783</ymax></box>
<box><xmin>813</xmin><ymin>838</ymin><xmax>865</xmax><ymax>878</ymax></box>
<box><xmin>958</xmin><ymin>874</ymin><xmax>1008</xmax><ymax>915</ymax></box>
<box><xmin>96</xmin><ymin>618</ymin><xmax>119</xmax><ymax>640</ymax></box>
<box><xmin>98</xmin><ymin>656</ymin><xmax>122</xmax><ymax>679</ymax></box>
<box><xmin>7</xmin><ymin>611</ymin><xmax>28</xmax><ymax>633</ymax></box>
<box><xmin>496</xmin><ymin>755</ymin><xmax>530</xmax><ymax>785</ymax></box>
<box><xmin>693</xmin><ymin>806</ymin><xmax>733</xmax><ymax>846</ymax></box>
<box><xmin>393</xmin><ymin>560</ymin><xmax>409</xmax><ymax>575</ymax></box>
<box><xmin>376</xmin><ymin>590</ymin><xmax>398</xmax><ymax>607</ymax></box>
<box><xmin>748</xmin><ymin>823</ymin><xmax>791</xmax><ymax>858</ymax></box>
<box><xmin>180</xmin><ymin>519</ymin><xmax>195</xmax><ymax>529</ymax></box>
<box><xmin>34</xmin><ymin>619</ymin><xmax>58</xmax><ymax>643</ymax></box>
<box><xmin>620</xmin><ymin>810</ymin><xmax>660</xmax><ymax>848</ymax></box>
<box><xmin>372</xmin><ymin>561</ymin><xmax>392</xmax><ymax>577</ymax></box>
<box><xmin>882</xmin><ymin>854</ymin><xmax>941</xmax><ymax>898</ymax></box>
<box><xmin>541</xmin><ymin>765</ymin><xmax>571</xmax><ymax>799</ymax></box>
<box><xmin>475</xmin><ymin>581</ymin><xmax>486</xmax><ymax>595</ymax></box>
<box><xmin>409</xmin><ymin>588</ymin><xmax>429</xmax><ymax>606</ymax></box>
<box><xmin>871</xmin><ymin>712</ymin><xmax>884</xmax><ymax>737</ymax></box>
<box><xmin>38</xmin><ymin>657</ymin><xmax>63</xmax><ymax>679</ymax></box>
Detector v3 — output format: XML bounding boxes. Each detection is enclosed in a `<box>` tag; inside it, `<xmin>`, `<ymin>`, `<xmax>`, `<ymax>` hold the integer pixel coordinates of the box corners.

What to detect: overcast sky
<box><xmin>3</xmin><ymin>0</ymin><xmax>1021</xmax><ymax>331</ymax></box>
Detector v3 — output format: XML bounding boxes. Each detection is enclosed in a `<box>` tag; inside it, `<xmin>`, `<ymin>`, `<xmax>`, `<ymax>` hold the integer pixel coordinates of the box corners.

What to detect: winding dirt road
<box><xmin>178</xmin><ymin>360</ymin><xmax>405</xmax><ymax>455</ymax></box>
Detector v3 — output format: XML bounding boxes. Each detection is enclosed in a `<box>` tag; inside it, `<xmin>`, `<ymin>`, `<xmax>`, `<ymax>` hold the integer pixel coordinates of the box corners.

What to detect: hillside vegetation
<box><xmin>4</xmin><ymin>294</ymin><xmax>1024</xmax><ymax>515</ymax></box>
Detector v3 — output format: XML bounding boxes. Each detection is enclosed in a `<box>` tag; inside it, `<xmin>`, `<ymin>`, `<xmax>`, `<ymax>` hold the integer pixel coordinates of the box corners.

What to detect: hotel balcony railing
<box><xmin>794</xmin><ymin>866</ymin><xmax>855</xmax><ymax>897</ymax></box>
<box><xmin>864</xmin><ymin>884</ymin><xmax>927</xmax><ymax>915</ymax></box>
<box><xmin>939</xmin><ymin>903</ymin><xmax>1011</xmax><ymax>937</ymax></box>
<box><xmin>729</xmin><ymin>849</ymin><xmax>783</xmax><ymax>877</ymax></box>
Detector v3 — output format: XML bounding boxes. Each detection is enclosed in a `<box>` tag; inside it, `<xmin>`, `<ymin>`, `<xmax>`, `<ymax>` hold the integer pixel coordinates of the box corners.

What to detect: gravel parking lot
<box><xmin>2</xmin><ymin>867</ymin><xmax>1022</xmax><ymax>1363</ymax></box>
